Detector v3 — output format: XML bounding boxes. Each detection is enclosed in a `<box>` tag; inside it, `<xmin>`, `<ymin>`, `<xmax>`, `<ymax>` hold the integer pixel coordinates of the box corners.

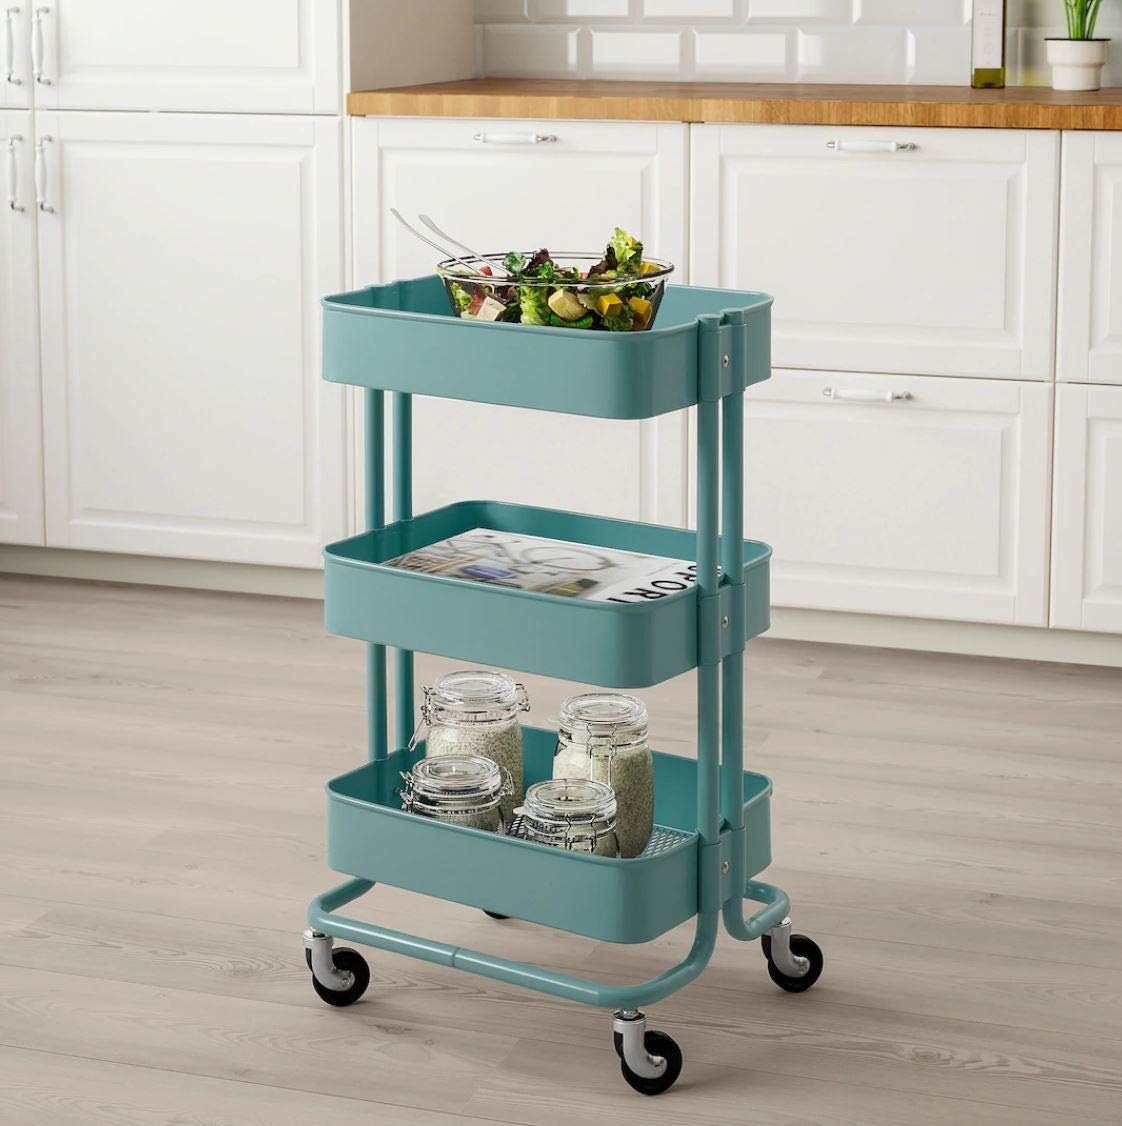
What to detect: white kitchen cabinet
<box><xmin>1051</xmin><ymin>384</ymin><xmax>1122</xmax><ymax>632</ymax></box>
<box><xmin>691</xmin><ymin>124</ymin><xmax>1059</xmax><ymax>381</ymax></box>
<box><xmin>1057</xmin><ymin>132</ymin><xmax>1122</xmax><ymax>385</ymax></box>
<box><xmin>0</xmin><ymin>110</ymin><xmax>42</xmax><ymax>544</ymax></box>
<box><xmin>2</xmin><ymin>5</ymin><xmax>29</xmax><ymax>106</ymax></box>
<box><xmin>30</xmin><ymin>0</ymin><xmax>340</xmax><ymax>114</ymax></box>
<box><xmin>36</xmin><ymin>111</ymin><xmax>345</xmax><ymax>566</ymax></box>
<box><xmin>740</xmin><ymin>370</ymin><xmax>1052</xmax><ymax>625</ymax></box>
<box><xmin>351</xmin><ymin>116</ymin><xmax>690</xmax><ymax>525</ymax></box>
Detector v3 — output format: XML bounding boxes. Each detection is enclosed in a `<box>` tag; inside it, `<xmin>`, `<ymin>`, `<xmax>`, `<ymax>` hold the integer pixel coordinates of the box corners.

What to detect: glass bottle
<box><xmin>413</xmin><ymin>669</ymin><xmax>529</xmax><ymax>824</ymax></box>
<box><xmin>553</xmin><ymin>693</ymin><xmax>653</xmax><ymax>859</ymax></box>
<box><xmin>971</xmin><ymin>0</ymin><xmax>1007</xmax><ymax>88</ymax></box>
<box><xmin>515</xmin><ymin>778</ymin><xmax>619</xmax><ymax>856</ymax></box>
<box><xmin>399</xmin><ymin>754</ymin><xmax>512</xmax><ymax>832</ymax></box>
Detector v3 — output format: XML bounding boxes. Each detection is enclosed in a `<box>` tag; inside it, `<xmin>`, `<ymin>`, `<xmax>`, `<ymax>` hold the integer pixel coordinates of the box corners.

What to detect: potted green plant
<box><xmin>1046</xmin><ymin>1</ymin><xmax>1111</xmax><ymax>90</ymax></box>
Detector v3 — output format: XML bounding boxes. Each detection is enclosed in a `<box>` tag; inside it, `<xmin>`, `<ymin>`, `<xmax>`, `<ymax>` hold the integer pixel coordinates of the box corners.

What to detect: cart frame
<box><xmin>304</xmin><ymin>287</ymin><xmax>822</xmax><ymax>1092</ymax></box>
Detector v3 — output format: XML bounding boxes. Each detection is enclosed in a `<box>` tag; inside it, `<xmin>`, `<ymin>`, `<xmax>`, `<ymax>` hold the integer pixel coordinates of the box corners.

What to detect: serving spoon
<box><xmin>389</xmin><ymin>208</ymin><xmax>483</xmax><ymax>276</ymax></box>
<box><xmin>418</xmin><ymin>214</ymin><xmax>513</xmax><ymax>279</ymax></box>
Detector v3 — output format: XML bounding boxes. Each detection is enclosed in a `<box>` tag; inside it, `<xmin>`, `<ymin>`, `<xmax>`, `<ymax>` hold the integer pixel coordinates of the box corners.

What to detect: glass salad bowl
<box><xmin>437</xmin><ymin>253</ymin><xmax>675</xmax><ymax>333</ymax></box>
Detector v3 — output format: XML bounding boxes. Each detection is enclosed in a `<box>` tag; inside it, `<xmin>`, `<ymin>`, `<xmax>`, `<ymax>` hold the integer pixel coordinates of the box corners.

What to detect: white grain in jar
<box><xmin>552</xmin><ymin>693</ymin><xmax>653</xmax><ymax>858</ymax></box>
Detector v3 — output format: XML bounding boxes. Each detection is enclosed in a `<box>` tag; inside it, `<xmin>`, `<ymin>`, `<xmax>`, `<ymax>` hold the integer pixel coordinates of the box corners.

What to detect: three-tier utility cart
<box><xmin>303</xmin><ymin>274</ymin><xmax>824</xmax><ymax>1095</ymax></box>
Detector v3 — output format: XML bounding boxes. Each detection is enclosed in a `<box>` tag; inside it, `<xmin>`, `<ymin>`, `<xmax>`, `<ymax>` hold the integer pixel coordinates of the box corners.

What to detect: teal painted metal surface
<box><xmin>391</xmin><ymin>392</ymin><xmax>414</xmax><ymax>750</ymax></box>
<box><xmin>308</xmin><ymin>877</ymin><xmax>720</xmax><ymax>1009</ymax></box>
<box><xmin>309</xmin><ymin>277</ymin><xmax>802</xmax><ymax>1020</ymax></box>
<box><xmin>322</xmin><ymin>726</ymin><xmax>773</xmax><ymax>945</ymax></box>
<box><xmin>726</xmin><ymin>881</ymin><xmax>792</xmax><ymax>942</ymax></box>
<box><xmin>324</xmin><ymin>500</ymin><xmax>771</xmax><ymax>689</ymax></box>
<box><xmin>720</xmin><ymin>388</ymin><xmax>750</xmax><ymax>937</ymax></box>
<box><xmin>322</xmin><ymin>276</ymin><xmax>772</xmax><ymax>420</ymax></box>
<box><xmin>364</xmin><ymin>389</ymin><xmax>387</xmax><ymax>762</ymax></box>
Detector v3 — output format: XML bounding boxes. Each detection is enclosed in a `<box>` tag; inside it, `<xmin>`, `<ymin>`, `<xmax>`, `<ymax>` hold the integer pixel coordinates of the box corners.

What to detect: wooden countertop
<box><xmin>348</xmin><ymin>78</ymin><xmax>1122</xmax><ymax>130</ymax></box>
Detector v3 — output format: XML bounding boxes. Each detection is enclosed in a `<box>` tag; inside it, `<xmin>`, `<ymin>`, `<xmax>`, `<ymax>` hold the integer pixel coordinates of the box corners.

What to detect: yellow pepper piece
<box><xmin>547</xmin><ymin>288</ymin><xmax>587</xmax><ymax>321</ymax></box>
<box><xmin>628</xmin><ymin>296</ymin><xmax>652</xmax><ymax>325</ymax></box>
<box><xmin>639</xmin><ymin>261</ymin><xmax>660</xmax><ymax>275</ymax></box>
<box><xmin>595</xmin><ymin>293</ymin><xmax>623</xmax><ymax>317</ymax></box>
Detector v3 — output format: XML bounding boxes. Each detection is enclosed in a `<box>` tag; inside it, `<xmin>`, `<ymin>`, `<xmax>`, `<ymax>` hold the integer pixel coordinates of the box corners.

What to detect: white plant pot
<box><xmin>1046</xmin><ymin>38</ymin><xmax>1110</xmax><ymax>92</ymax></box>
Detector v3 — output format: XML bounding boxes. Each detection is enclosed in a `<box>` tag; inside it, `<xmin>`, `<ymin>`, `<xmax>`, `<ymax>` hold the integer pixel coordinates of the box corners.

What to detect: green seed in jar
<box><xmin>426</xmin><ymin>723</ymin><xmax>524</xmax><ymax>825</ymax></box>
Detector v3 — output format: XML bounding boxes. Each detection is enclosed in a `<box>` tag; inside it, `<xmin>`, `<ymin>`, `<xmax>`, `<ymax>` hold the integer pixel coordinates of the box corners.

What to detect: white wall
<box><xmin>474</xmin><ymin>0</ymin><xmax>1122</xmax><ymax>87</ymax></box>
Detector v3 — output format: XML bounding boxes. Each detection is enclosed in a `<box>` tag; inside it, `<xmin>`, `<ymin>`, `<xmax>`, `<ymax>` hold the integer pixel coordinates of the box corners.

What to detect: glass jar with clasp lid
<box><xmin>410</xmin><ymin>669</ymin><xmax>529</xmax><ymax>823</ymax></box>
<box><xmin>552</xmin><ymin>693</ymin><xmax>653</xmax><ymax>859</ymax></box>
<box><xmin>399</xmin><ymin>754</ymin><xmax>512</xmax><ymax>833</ymax></box>
<box><xmin>513</xmin><ymin>778</ymin><xmax>619</xmax><ymax>857</ymax></box>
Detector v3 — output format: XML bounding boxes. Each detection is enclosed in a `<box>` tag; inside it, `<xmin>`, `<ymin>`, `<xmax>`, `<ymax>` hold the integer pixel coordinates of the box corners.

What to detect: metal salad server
<box><xmin>418</xmin><ymin>214</ymin><xmax>513</xmax><ymax>279</ymax></box>
<box><xmin>389</xmin><ymin>208</ymin><xmax>488</xmax><ymax>276</ymax></box>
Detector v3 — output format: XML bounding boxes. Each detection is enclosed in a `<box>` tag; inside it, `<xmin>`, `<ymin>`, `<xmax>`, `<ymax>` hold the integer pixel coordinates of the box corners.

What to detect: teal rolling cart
<box><xmin>303</xmin><ymin>275</ymin><xmax>824</xmax><ymax>1096</ymax></box>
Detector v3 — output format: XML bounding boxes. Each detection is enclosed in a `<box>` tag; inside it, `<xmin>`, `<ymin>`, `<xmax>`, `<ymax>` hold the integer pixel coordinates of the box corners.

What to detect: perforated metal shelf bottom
<box><xmin>506</xmin><ymin>816</ymin><xmax>695</xmax><ymax>858</ymax></box>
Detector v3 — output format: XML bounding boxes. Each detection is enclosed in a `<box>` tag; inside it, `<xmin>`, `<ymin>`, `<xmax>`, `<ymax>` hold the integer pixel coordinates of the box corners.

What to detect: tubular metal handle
<box><xmin>823</xmin><ymin>386</ymin><xmax>912</xmax><ymax>404</ymax></box>
<box><xmin>472</xmin><ymin>131</ymin><xmax>557</xmax><ymax>145</ymax></box>
<box><xmin>3</xmin><ymin>7</ymin><xmax>20</xmax><ymax>84</ymax></box>
<box><xmin>31</xmin><ymin>4</ymin><xmax>48</xmax><ymax>84</ymax></box>
<box><xmin>826</xmin><ymin>139</ymin><xmax>917</xmax><ymax>154</ymax></box>
<box><xmin>6</xmin><ymin>132</ymin><xmax>22</xmax><ymax>210</ymax></box>
<box><xmin>34</xmin><ymin>133</ymin><xmax>52</xmax><ymax>212</ymax></box>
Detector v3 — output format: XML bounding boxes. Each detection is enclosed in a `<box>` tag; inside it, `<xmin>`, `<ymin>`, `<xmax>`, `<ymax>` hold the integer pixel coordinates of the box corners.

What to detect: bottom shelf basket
<box><xmin>326</xmin><ymin>726</ymin><xmax>772</xmax><ymax>944</ymax></box>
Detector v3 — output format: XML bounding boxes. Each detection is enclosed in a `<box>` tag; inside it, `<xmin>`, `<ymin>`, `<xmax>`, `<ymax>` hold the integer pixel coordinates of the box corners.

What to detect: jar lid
<box><xmin>558</xmin><ymin>692</ymin><xmax>648</xmax><ymax>751</ymax></box>
<box><xmin>520</xmin><ymin>777</ymin><xmax>617</xmax><ymax>827</ymax></box>
<box><xmin>428</xmin><ymin>669</ymin><xmax>526</xmax><ymax>716</ymax></box>
<box><xmin>408</xmin><ymin>754</ymin><xmax>503</xmax><ymax>799</ymax></box>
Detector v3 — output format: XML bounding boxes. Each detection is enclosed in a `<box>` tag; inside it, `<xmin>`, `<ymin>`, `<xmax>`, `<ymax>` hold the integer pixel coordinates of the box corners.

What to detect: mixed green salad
<box><xmin>442</xmin><ymin>227</ymin><xmax>669</xmax><ymax>332</ymax></box>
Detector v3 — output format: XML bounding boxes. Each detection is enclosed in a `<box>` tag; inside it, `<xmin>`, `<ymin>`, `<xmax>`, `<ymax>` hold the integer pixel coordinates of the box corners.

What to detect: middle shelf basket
<box><xmin>325</xmin><ymin>499</ymin><xmax>772</xmax><ymax>689</ymax></box>
<box><xmin>325</xmin><ymin>727</ymin><xmax>774</xmax><ymax>945</ymax></box>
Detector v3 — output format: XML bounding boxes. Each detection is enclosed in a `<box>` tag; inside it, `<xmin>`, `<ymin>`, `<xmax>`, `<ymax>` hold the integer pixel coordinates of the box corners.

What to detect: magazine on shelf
<box><xmin>384</xmin><ymin>528</ymin><xmax>698</xmax><ymax>604</ymax></box>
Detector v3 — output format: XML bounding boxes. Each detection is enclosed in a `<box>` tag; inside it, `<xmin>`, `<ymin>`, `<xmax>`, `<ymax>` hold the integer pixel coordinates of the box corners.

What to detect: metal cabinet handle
<box><xmin>823</xmin><ymin>386</ymin><xmax>912</xmax><ymax>404</ymax></box>
<box><xmin>5</xmin><ymin>133</ymin><xmax>23</xmax><ymax>210</ymax></box>
<box><xmin>34</xmin><ymin>133</ymin><xmax>52</xmax><ymax>212</ymax></box>
<box><xmin>31</xmin><ymin>4</ymin><xmax>48</xmax><ymax>84</ymax></box>
<box><xmin>3</xmin><ymin>7</ymin><xmax>20</xmax><ymax>84</ymax></box>
<box><xmin>472</xmin><ymin>131</ymin><xmax>557</xmax><ymax>145</ymax></box>
<box><xmin>826</xmin><ymin>139</ymin><xmax>916</xmax><ymax>154</ymax></box>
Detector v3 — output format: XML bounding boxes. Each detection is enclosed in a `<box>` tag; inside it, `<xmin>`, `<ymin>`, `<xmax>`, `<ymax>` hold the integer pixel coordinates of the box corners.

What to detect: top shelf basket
<box><xmin>323</xmin><ymin>276</ymin><xmax>772</xmax><ymax>420</ymax></box>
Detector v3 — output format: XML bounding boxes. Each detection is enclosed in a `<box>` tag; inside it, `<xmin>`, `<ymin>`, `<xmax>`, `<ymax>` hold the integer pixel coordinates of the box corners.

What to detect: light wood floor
<box><xmin>1</xmin><ymin>574</ymin><xmax>1120</xmax><ymax>1125</ymax></box>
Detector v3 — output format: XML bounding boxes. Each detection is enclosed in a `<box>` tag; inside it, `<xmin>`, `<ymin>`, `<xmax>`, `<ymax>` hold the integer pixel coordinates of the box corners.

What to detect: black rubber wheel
<box><xmin>482</xmin><ymin>910</ymin><xmax>509</xmax><ymax>920</ymax></box>
<box><xmin>762</xmin><ymin>933</ymin><xmax>823</xmax><ymax>994</ymax></box>
<box><xmin>617</xmin><ymin>1030</ymin><xmax>683</xmax><ymax>1096</ymax></box>
<box><xmin>309</xmin><ymin>947</ymin><xmax>370</xmax><ymax>1007</ymax></box>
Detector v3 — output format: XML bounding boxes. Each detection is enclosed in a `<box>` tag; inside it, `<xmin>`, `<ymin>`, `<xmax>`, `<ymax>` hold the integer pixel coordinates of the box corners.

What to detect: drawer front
<box><xmin>1051</xmin><ymin>384</ymin><xmax>1122</xmax><ymax>632</ymax></box>
<box><xmin>692</xmin><ymin>124</ymin><xmax>1059</xmax><ymax>380</ymax></box>
<box><xmin>351</xmin><ymin>116</ymin><xmax>690</xmax><ymax>527</ymax></box>
<box><xmin>743</xmin><ymin>370</ymin><xmax>1052</xmax><ymax>625</ymax></box>
<box><xmin>1058</xmin><ymin>132</ymin><xmax>1122</xmax><ymax>385</ymax></box>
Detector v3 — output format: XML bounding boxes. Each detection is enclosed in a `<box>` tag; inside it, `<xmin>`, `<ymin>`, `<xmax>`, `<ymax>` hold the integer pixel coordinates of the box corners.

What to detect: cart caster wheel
<box><xmin>309</xmin><ymin>947</ymin><xmax>370</xmax><ymax>1007</ymax></box>
<box><xmin>615</xmin><ymin>1030</ymin><xmax>682</xmax><ymax>1096</ymax></box>
<box><xmin>762</xmin><ymin>932</ymin><xmax>823</xmax><ymax>993</ymax></box>
<box><xmin>482</xmin><ymin>910</ymin><xmax>509</xmax><ymax>920</ymax></box>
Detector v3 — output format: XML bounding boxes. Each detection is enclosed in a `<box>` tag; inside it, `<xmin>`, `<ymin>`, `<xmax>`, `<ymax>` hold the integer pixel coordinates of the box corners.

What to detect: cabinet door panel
<box><xmin>1051</xmin><ymin>385</ymin><xmax>1122</xmax><ymax>632</ymax></box>
<box><xmin>0</xmin><ymin>110</ymin><xmax>42</xmax><ymax>544</ymax></box>
<box><xmin>34</xmin><ymin>1</ymin><xmax>338</xmax><ymax>113</ymax></box>
<box><xmin>37</xmin><ymin>112</ymin><xmax>344</xmax><ymax>566</ymax></box>
<box><xmin>1057</xmin><ymin>132</ymin><xmax>1122</xmax><ymax>385</ymax></box>
<box><xmin>741</xmin><ymin>370</ymin><xmax>1052</xmax><ymax>624</ymax></box>
<box><xmin>352</xmin><ymin>117</ymin><xmax>689</xmax><ymax>527</ymax></box>
<box><xmin>692</xmin><ymin>124</ymin><xmax>1059</xmax><ymax>380</ymax></box>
